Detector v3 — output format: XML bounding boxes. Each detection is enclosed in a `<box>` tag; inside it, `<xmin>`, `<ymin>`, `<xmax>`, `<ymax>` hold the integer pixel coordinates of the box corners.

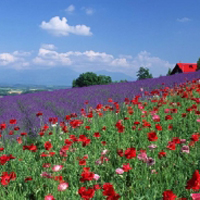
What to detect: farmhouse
<box><xmin>170</xmin><ymin>63</ymin><xmax>197</xmax><ymax>75</ymax></box>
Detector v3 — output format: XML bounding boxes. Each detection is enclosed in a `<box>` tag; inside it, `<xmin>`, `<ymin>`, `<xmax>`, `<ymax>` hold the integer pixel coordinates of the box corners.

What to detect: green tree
<box><xmin>72</xmin><ymin>79</ymin><xmax>79</xmax><ymax>88</ymax></box>
<box><xmin>197</xmin><ymin>57</ymin><xmax>200</xmax><ymax>71</ymax></box>
<box><xmin>72</xmin><ymin>72</ymin><xmax>99</xmax><ymax>88</ymax></box>
<box><xmin>97</xmin><ymin>75</ymin><xmax>112</xmax><ymax>85</ymax></box>
<box><xmin>119</xmin><ymin>79</ymin><xmax>128</xmax><ymax>83</ymax></box>
<box><xmin>166</xmin><ymin>68</ymin><xmax>172</xmax><ymax>76</ymax></box>
<box><xmin>110</xmin><ymin>79</ymin><xmax>128</xmax><ymax>84</ymax></box>
<box><xmin>136</xmin><ymin>67</ymin><xmax>153</xmax><ymax>80</ymax></box>
<box><xmin>72</xmin><ymin>72</ymin><xmax>113</xmax><ymax>88</ymax></box>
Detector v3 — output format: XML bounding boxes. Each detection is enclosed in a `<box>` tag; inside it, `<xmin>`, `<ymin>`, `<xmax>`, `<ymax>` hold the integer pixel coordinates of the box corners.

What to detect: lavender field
<box><xmin>1</xmin><ymin>71</ymin><xmax>200</xmax><ymax>143</ymax></box>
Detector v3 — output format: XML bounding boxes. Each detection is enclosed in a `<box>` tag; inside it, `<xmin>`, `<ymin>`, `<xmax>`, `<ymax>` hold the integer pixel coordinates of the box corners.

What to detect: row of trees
<box><xmin>72</xmin><ymin>72</ymin><xmax>128</xmax><ymax>88</ymax></box>
<box><xmin>72</xmin><ymin>67</ymin><xmax>153</xmax><ymax>88</ymax></box>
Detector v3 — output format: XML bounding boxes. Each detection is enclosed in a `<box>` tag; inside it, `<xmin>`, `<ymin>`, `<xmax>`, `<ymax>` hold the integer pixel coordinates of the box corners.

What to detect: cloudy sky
<box><xmin>0</xmin><ymin>0</ymin><xmax>199</xmax><ymax>80</ymax></box>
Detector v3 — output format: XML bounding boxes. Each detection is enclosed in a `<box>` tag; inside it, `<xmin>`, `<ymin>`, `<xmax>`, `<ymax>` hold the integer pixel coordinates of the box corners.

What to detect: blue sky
<box><xmin>0</xmin><ymin>0</ymin><xmax>199</xmax><ymax>80</ymax></box>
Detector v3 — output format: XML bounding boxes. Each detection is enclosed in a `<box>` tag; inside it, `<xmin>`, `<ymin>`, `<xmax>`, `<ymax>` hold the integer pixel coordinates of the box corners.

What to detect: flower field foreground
<box><xmin>0</xmin><ymin>78</ymin><xmax>200</xmax><ymax>199</ymax></box>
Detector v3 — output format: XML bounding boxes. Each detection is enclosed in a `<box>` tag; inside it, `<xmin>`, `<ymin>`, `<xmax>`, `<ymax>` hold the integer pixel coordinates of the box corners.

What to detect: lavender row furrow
<box><xmin>0</xmin><ymin>71</ymin><xmax>199</xmax><ymax>137</ymax></box>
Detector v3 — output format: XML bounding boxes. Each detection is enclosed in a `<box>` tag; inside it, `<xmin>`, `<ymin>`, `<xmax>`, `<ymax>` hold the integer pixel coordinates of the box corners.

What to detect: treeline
<box><xmin>72</xmin><ymin>67</ymin><xmax>155</xmax><ymax>88</ymax></box>
<box><xmin>72</xmin><ymin>72</ymin><xmax>129</xmax><ymax>88</ymax></box>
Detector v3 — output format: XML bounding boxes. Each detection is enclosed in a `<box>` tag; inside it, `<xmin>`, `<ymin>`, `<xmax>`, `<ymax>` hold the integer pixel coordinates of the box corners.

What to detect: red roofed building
<box><xmin>170</xmin><ymin>63</ymin><xmax>197</xmax><ymax>75</ymax></box>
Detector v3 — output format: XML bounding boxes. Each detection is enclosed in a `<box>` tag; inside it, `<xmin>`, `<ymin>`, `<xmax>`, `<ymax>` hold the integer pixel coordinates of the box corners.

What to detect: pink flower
<box><xmin>59</xmin><ymin>149</ymin><xmax>67</xmax><ymax>157</ymax></box>
<box><xmin>95</xmin><ymin>159</ymin><xmax>102</xmax><ymax>165</ymax></box>
<box><xmin>197</xmin><ymin>119</ymin><xmax>200</xmax><ymax>123</ymax></box>
<box><xmin>181</xmin><ymin>145</ymin><xmax>190</xmax><ymax>154</ymax></box>
<box><xmin>152</xmin><ymin>115</ymin><xmax>160</xmax><ymax>120</ymax></box>
<box><xmin>148</xmin><ymin>144</ymin><xmax>157</xmax><ymax>150</ymax></box>
<box><xmin>137</xmin><ymin>152</ymin><xmax>148</xmax><ymax>162</ymax></box>
<box><xmin>40</xmin><ymin>172</ymin><xmax>53</xmax><ymax>179</ymax></box>
<box><xmin>164</xmin><ymin>109</ymin><xmax>170</xmax><ymax>113</ymax></box>
<box><xmin>138</xmin><ymin>105</ymin><xmax>144</xmax><ymax>110</ymax></box>
<box><xmin>101</xmin><ymin>149</ymin><xmax>109</xmax><ymax>155</ymax></box>
<box><xmin>45</xmin><ymin>194</ymin><xmax>55</xmax><ymax>200</ymax></box>
<box><xmin>191</xmin><ymin>193</ymin><xmax>200</xmax><ymax>200</ymax></box>
<box><xmin>146</xmin><ymin>157</ymin><xmax>155</xmax><ymax>166</ymax></box>
<box><xmin>180</xmin><ymin>139</ymin><xmax>186</xmax><ymax>144</ymax></box>
<box><xmin>140</xmin><ymin>88</ymin><xmax>144</xmax><ymax>92</ymax></box>
<box><xmin>116</xmin><ymin>168</ymin><xmax>124</xmax><ymax>174</ymax></box>
<box><xmin>57</xmin><ymin>182</ymin><xmax>69</xmax><ymax>191</ymax></box>
<box><xmin>150</xmin><ymin>111</ymin><xmax>157</xmax><ymax>115</ymax></box>
<box><xmin>93</xmin><ymin>174</ymin><xmax>100</xmax><ymax>181</ymax></box>
<box><xmin>52</xmin><ymin>165</ymin><xmax>63</xmax><ymax>172</ymax></box>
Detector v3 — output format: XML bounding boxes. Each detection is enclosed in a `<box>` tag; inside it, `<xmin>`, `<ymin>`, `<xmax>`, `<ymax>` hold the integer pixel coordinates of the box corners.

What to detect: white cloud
<box><xmin>0</xmin><ymin>48</ymin><xmax>174</xmax><ymax>78</ymax></box>
<box><xmin>32</xmin><ymin>49</ymin><xmax>173</xmax><ymax>78</ymax></box>
<box><xmin>41</xmin><ymin>44</ymin><xmax>57</xmax><ymax>50</ymax></box>
<box><xmin>111</xmin><ymin>58</ymin><xmax>129</xmax><ymax>67</ymax></box>
<box><xmin>0</xmin><ymin>53</ymin><xmax>17</xmax><ymax>65</ymax></box>
<box><xmin>83</xmin><ymin>50</ymin><xmax>114</xmax><ymax>62</ymax></box>
<box><xmin>33</xmin><ymin>48</ymin><xmax>72</xmax><ymax>66</ymax></box>
<box><xmin>119</xmin><ymin>54</ymin><xmax>133</xmax><ymax>59</ymax></box>
<box><xmin>0</xmin><ymin>52</ymin><xmax>31</xmax><ymax>69</ymax></box>
<box><xmin>65</xmin><ymin>5</ymin><xmax>75</xmax><ymax>14</ymax></box>
<box><xmin>40</xmin><ymin>16</ymin><xmax>92</xmax><ymax>36</ymax></box>
<box><xmin>81</xmin><ymin>7</ymin><xmax>95</xmax><ymax>15</ymax></box>
<box><xmin>177</xmin><ymin>17</ymin><xmax>191</xmax><ymax>22</ymax></box>
<box><xmin>84</xmin><ymin>8</ymin><xmax>95</xmax><ymax>15</ymax></box>
<box><xmin>13</xmin><ymin>51</ymin><xmax>31</xmax><ymax>57</ymax></box>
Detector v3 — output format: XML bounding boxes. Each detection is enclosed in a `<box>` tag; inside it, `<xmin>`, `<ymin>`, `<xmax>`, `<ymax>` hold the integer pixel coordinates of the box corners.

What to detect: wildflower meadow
<box><xmin>0</xmin><ymin>74</ymin><xmax>200</xmax><ymax>199</ymax></box>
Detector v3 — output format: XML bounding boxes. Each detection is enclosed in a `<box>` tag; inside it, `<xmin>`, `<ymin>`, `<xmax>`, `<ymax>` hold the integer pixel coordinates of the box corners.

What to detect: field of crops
<box><xmin>0</xmin><ymin>71</ymin><xmax>200</xmax><ymax>199</ymax></box>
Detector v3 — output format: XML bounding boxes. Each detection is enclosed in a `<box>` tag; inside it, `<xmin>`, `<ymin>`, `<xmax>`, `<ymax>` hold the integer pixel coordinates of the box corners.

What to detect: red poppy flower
<box><xmin>79</xmin><ymin>159</ymin><xmax>86</xmax><ymax>166</ymax></box>
<box><xmin>20</xmin><ymin>132</ymin><xmax>27</xmax><ymax>136</ymax></box>
<box><xmin>122</xmin><ymin>163</ymin><xmax>132</xmax><ymax>172</ymax></box>
<box><xmin>93</xmin><ymin>132</ymin><xmax>101</xmax><ymax>137</ymax></box>
<box><xmin>36</xmin><ymin>112</ymin><xmax>43</xmax><ymax>117</ymax></box>
<box><xmin>80</xmin><ymin>168</ymin><xmax>94</xmax><ymax>182</ymax></box>
<box><xmin>44</xmin><ymin>141</ymin><xmax>53</xmax><ymax>151</ymax></box>
<box><xmin>158</xmin><ymin>151</ymin><xmax>166</xmax><ymax>159</ymax></box>
<box><xmin>172</xmin><ymin>137</ymin><xmax>181</xmax><ymax>144</ymax></box>
<box><xmin>117</xmin><ymin>149</ymin><xmax>123</xmax><ymax>157</ymax></box>
<box><xmin>186</xmin><ymin>170</ymin><xmax>200</xmax><ymax>191</ymax></box>
<box><xmin>155</xmin><ymin>124</ymin><xmax>162</xmax><ymax>131</ymax></box>
<box><xmin>9</xmin><ymin>119</ymin><xmax>17</xmax><ymax>125</ymax></box>
<box><xmin>16</xmin><ymin>137</ymin><xmax>22</xmax><ymax>144</ymax></box>
<box><xmin>78</xmin><ymin>187</ymin><xmax>95</xmax><ymax>200</ymax></box>
<box><xmin>162</xmin><ymin>190</ymin><xmax>177</xmax><ymax>200</ymax></box>
<box><xmin>124</xmin><ymin>148</ymin><xmax>136</xmax><ymax>159</ymax></box>
<box><xmin>147</xmin><ymin>132</ymin><xmax>158</xmax><ymax>141</ymax></box>
<box><xmin>0</xmin><ymin>171</ymin><xmax>16</xmax><ymax>186</ymax></box>
<box><xmin>102</xmin><ymin>183</ymin><xmax>120</xmax><ymax>199</ymax></box>
<box><xmin>24</xmin><ymin>176</ymin><xmax>33</xmax><ymax>182</ymax></box>
<box><xmin>0</xmin><ymin>123</ymin><xmax>6</xmax><ymax>130</ymax></box>
<box><xmin>168</xmin><ymin>124</ymin><xmax>173</xmax><ymax>130</ymax></box>
<box><xmin>14</xmin><ymin>126</ymin><xmax>20</xmax><ymax>131</ymax></box>
<box><xmin>191</xmin><ymin>134</ymin><xmax>199</xmax><ymax>142</ymax></box>
<box><xmin>9</xmin><ymin>130</ymin><xmax>14</xmax><ymax>135</ymax></box>
<box><xmin>165</xmin><ymin>115</ymin><xmax>173</xmax><ymax>120</ymax></box>
<box><xmin>167</xmin><ymin>142</ymin><xmax>176</xmax><ymax>150</ymax></box>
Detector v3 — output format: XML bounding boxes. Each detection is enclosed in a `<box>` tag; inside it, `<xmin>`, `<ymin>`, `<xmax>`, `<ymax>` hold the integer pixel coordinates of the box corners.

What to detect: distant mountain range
<box><xmin>0</xmin><ymin>67</ymin><xmax>135</xmax><ymax>87</ymax></box>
